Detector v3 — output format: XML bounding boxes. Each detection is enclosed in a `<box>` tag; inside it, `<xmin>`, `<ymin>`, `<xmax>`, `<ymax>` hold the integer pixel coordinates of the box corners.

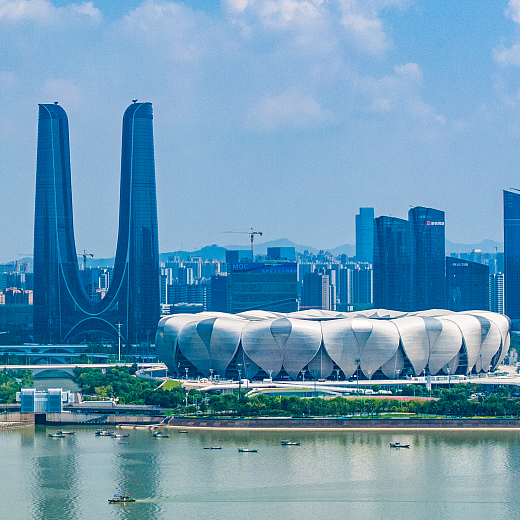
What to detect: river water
<box><xmin>1</xmin><ymin>426</ymin><xmax>520</xmax><ymax>520</ymax></box>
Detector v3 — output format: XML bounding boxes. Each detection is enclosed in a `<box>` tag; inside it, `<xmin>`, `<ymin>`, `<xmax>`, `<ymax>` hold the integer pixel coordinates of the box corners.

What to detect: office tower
<box><xmin>302</xmin><ymin>272</ymin><xmax>330</xmax><ymax>310</ymax></box>
<box><xmin>33</xmin><ymin>102</ymin><xmax>159</xmax><ymax>344</ymax></box>
<box><xmin>373</xmin><ymin>216</ymin><xmax>411</xmax><ymax>311</ymax></box>
<box><xmin>210</xmin><ymin>275</ymin><xmax>228</xmax><ymax>312</ymax></box>
<box><xmin>267</xmin><ymin>247</ymin><xmax>296</xmax><ymax>261</ymax></box>
<box><xmin>504</xmin><ymin>190</ymin><xmax>520</xmax><ymax>320</ymax></box>
<box><xmin>227</xmin><ymin>261</ymin><xmax>298</xmax><ymax>313</ymax></box>
<box><xmin>490</xmin><ymin>273</ymin><xmax>505</xmax><ymax>314</ymax></box>
<box><xmin>356</xmin><ymin>207</ymin><xmax>374</xmax><ymax>264</ymax></box>
<box><xmin>408</xmin><ymin>206</ymin><xmax>445</xmax><ymax>310</ymax></box>
<box><xmin>446</xmin><ymin>257</ymin><xmax>489</xmax><ymax>311</ymax></box>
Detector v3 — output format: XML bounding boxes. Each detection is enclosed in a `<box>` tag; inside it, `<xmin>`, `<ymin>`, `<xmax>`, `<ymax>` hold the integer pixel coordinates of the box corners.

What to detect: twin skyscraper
<box><xmin>33</xmin><ymin>102</ymin><xmax>160</xmax><ymax>344</ymax></box>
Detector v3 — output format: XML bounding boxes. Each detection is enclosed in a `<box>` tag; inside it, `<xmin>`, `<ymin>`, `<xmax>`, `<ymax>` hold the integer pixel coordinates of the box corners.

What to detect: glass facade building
<box><xmin>373</xmin><ymin>216</ymin><xmax>411</xmax><ymax>311</ymax></box>
<box><xmin>446</xmin><ymin>257</ymin><xmax>489</xmax><ymax>312</ymax></box>
<box><xmin>355</xmin><ymin>207</ymin><xmax>374</xmax><ymax>264</ymax></box>
<box><xmin>33</xmin><ymin>102</ymin><xmax>159</xmax><ymax>344</ymax></box>
<box><xmin>408</xmin><ymin>206</ymin><xmax>445</xmax><ymax>310</ymax></box>
<box><xmin>504</xmin><ymin>190</ymin><xmax>520</xmax><ymax>321</ymax></box>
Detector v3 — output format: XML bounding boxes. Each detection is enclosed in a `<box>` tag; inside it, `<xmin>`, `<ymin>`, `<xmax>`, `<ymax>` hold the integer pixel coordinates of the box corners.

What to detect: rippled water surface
<box><xmin>1</xmin><ymin>426</ymin><xmax>520</xmax><ymax>520</ymax></box>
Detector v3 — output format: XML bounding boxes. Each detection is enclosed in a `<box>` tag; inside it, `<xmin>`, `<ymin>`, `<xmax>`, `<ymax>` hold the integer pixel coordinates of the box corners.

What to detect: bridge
<box><xmin>0</xmin><ymin>363</ymin><xmax>167</xmax><ymax>378</ymax></box>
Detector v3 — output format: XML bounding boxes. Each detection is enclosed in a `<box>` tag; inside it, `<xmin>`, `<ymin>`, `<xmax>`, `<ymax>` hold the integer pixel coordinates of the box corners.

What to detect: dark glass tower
<box><xmin>33</xmin><ymin>102</ymin><xmax>159</xmax><ymax>344</ymax></box>
<box><xmin>504</xmin><ymin>190</ymin><xmax>520</xmax><ymax>320</ymax></box>
<box><xmin>373</xmin><ymin>216</ymin><xmax>411</xmax><ymax>311</ymax></box>
<box><xmin>408</xmin><ymin>206</ymin><xmax>445</xmax><ymax>310</ymax></box>
<box><xmin>355</xmin><ymin>207</ymin><xmax>374</xmax><ymax>264</ymax></box>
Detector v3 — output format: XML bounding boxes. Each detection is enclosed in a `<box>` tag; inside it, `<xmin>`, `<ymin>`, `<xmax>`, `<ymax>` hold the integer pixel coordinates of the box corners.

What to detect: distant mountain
<box><xmin>446</xmin><ymin>239</ymin><xmax>503</xmax><ymax>255</ymax></box>
<box><xmin>11</xmin><ymin>238</ymin><xmax>504</xmax><ymax>270</ymax></box>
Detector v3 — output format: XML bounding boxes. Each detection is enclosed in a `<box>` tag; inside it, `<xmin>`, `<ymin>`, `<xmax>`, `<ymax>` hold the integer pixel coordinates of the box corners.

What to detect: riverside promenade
<box><xmin>165</xmin><ymin>416</ymin><xmax>520</xmax><ymax>430</ymax></box>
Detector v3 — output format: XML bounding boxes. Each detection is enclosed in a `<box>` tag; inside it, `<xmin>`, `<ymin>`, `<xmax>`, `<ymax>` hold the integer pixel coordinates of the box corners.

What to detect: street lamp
<box><xmin>116</xmin><ymin>322</ymin><xmax>122</xmax><ymax>362</ymax></box>
<box><xmin>447</xmin><ymin>365</ymin><xmax>451</xmax><ymax>389</ymax></box>
<box><xmin>336</xmin><ymin>369</ymin><xmax>340</xmax><ymax>382</ymax></box>
<box><xmin>302</xmin><ymin>369</ymin><xmax>306</xmax><ymax>383</ymax></box>
<box><xmin>185</xmin><ymin>367</ymin><xmax>189</xmax><ymax>381</ymax></box>
<box><xmin>210</xmin><ymin>368</ymin><xmax>214</xmax><ymax>381</ymax></box>
<box><xmin>237</xmin><ymin>363</ymin><xmax>242</xmax><ymax>401</ymax></box>
<box><xmin>355</xmin><ymin>358</ymin><xmax>360</xmax><ymax>394</ymax></box>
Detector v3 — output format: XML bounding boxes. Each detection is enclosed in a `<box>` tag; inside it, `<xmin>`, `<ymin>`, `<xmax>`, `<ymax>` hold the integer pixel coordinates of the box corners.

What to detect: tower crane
<box><xmin>220</xmin><ymin>228</ymin><xmax>263</xmax><ymax>255</ymax></box>
<box><xmin>78</xmin><ymin>250</ymin><xmax>94</xmax><ymax>270</ymax></box>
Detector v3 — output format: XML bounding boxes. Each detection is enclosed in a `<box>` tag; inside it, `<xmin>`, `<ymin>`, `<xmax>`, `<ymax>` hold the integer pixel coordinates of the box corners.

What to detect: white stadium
<box><xmin>155</xmin><ymin>309</ymin><xmax>510</xmax><ymax>381</ymax></box>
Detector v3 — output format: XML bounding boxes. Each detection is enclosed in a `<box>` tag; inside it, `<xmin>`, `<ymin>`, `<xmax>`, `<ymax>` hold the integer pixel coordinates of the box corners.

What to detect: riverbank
<box><xmin>164</xmin><ymin>416</ymin><xmax>520</xmax><ymax>430</ymax></box>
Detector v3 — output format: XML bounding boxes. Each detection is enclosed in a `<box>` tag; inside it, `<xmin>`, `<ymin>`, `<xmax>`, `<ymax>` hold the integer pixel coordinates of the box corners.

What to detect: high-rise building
<box><xmin>490</xmin><ymin>273</ymin><xmax>505</xmax><ymax>314</ymax></box>
<box><xmin>408</xmin><ymin>206</ymin><xmax>445</xmax><ymax>310</ymax></box>
<box><xmin>356</xmin><ymin>207</ymin><xmax>374</xmax><ymax>264</ymax></box>
<box><xmin>373</xmin><ymin>216</ymin><xmax>411</xmax><ymax>311</ymax></box>
<box><xmin>227</xmin><ymin>261</ymin><xmax>298</xmax><ymax>313</ymax></box>
<box><xmin>504</xmin><ymin>190</ymin><xmax>520</xmax><ymax>321</ymax></box>
<box><xmin>302</xmin><ymin>272</ymin><xmax>330</xmax><ymax>310</ymax></box>
<box><xmin>446</xmin><ymin>257</ymin><xmax>489</xmax><ymax>311</ymax></box>
<box><xmin>33</xmin><ymin>102</ymin><xmax>159</xmax><ymax>344</ymax></box>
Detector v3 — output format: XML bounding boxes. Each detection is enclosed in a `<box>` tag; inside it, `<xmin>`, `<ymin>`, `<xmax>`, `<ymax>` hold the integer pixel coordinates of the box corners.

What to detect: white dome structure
<box><xmin>155</xmin><ymin>310</ymin><xmax>510</xmax><ymax>380</ymax></box>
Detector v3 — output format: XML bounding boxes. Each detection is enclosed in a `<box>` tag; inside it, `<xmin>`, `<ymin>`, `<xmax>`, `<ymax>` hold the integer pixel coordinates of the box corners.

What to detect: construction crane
<box><xmin>220</xmin><ymin>228</ymin><xmax>263</xmax><ymax>254</ymax></box>
<box><xmin>78</xmin><ymin>250</ymin><xmax>94</xmax><ymax>270</ymax></box>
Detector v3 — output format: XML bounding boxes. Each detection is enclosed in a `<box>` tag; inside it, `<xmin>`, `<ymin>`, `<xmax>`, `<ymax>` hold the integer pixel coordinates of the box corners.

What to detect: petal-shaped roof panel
<box><xmin>242</xmin><ymin>319</ymin><xmax>282</xmax><ymax>376</ymax></box>
<box><xmin>352</xmin><ymin>318</ymin><xmax>373</xmax><ymax>350</ymax></box>
<box><xmin>428</xmin><ymin>318</ymin><xmax>462</xmax><ymax>375</ymax></box>
<box><xmin>209</xmin><ymin>317</ymin><xmax>245</xmax><ymax>377</ymax></box>
<box><xmin>381</xmin><ymin>348</ymin><xmax>404</xmax><ymax>378</ymax></box>
<box><xmin>391</xmin><ymin>317</ymin><xmax>429</xmax><ymax>376</ymax></box>
<box><xmin>283</xmin><ymin>319</ymin><xmax>322</xmax><ymax>379</ymax></box>
<box><xmin>321</xmin><ymin>319</ymin><xmax>359</xmax><ymax>378</ymax></box>
<box><xmin>308</xmin><ymin>346</ymin><xmax>334</xmax><ymax>380</ymax></box>
<box><xmin>361</xmin><ymin>320</ymin><xmax>399</xmax><ymax>378</ymax></box>
<box><xmin>270</xmin><ymin>318</ymin><xmax>292</xmax><ymax>349</ymax></box>
<box><xmin>159</xmin><ymin>314</ymin><xmax>199</xmax><ymax>373</ymax></box>
<box><xmin>238</xmin><ymin>310</ymin><xmax>283</xmax><ymax>320</ymax></box>
<box><xmin>178</xmin><ymin>320</ymin><xmax>211</xmax><ymax>376</ymax></box>
<box><xmin>441</xmin><ymin>314</ymin><xmax>481</xmax><ymax>373</ymax></box>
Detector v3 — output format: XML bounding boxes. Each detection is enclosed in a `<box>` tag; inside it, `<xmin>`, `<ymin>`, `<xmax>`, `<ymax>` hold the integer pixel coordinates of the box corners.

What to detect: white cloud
<box><xmin>494</xmin><ymin>43</ymin><xmax>520</xmax><ymax>66</ymax></box>
<box><xmin>245</xmin><ymin>89</ymin><xmax>333</xmax><ymax>130</ymax></box>
<box><xmin>360</xmin><ymin>62</ymin><xmax>445</xmax><ymax>124</ymax></box>
<box><xmin>506</xmin><ymin>0</ymin><xmax>520</xmax><ymax>23</ymax></box>
<box><xmin>0</xmin><ymin>0</ymin><xmax>101</xmax><ymax>23</ymax></box>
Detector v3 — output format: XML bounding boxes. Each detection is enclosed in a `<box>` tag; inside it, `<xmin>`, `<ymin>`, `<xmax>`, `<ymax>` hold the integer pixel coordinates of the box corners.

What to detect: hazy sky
<box><xmin>2</xmin><ymin>0</ymin><xmax>520</xmax><ymax>262</ymax></box>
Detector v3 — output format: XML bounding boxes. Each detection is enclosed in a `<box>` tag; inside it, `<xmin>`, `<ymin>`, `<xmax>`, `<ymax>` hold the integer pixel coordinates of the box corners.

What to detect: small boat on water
<box><xmin>108</xmin><ymin>494</ymin><xmax>135</xmax><ymax>504</ymax></box>
<box><xmin>95</xmin><ymin>430</ymin><xmax>112</xmax><ymax>436</ymax></box>
<box><xmin>48</xmin><ymin>433</ymin><xmax>65</xmax><ymax>438</ymax></box>
<box><xmin>152</xmin><ymin>431</ymin><xmax>169</xmax><ymax>438</ymax></box>
<box><xmin>112</xmin><ymin>434</ymin><xmax>129</xmax><ymax>438</ymax></box>
<box><xmin>281</xmin><ymin>440</ymin><xmax>301</xmax><ymax>446</ymax></box>
<box><xmin>238</xmin><ymin>448</ymin><xmax>258</xmax><ymax>453</ymax></box>
<box><xmin>178</xmin><ymin>430</ymin><xmax>188</xmax><ymax>434</ymax></box>
<box><xmin>57</xmin><ymin>431</ymin><xmax>74</xmax><ymax>435</ymax></box>
<box><xmin>390</xmin><ymin>442</ymin><xmax>410</xmax><ymax>449</ymax></box>
<box><xmin>204</xmin><ymin>446</ymin><xmax>222</xmax><ymax>450</ymax></box>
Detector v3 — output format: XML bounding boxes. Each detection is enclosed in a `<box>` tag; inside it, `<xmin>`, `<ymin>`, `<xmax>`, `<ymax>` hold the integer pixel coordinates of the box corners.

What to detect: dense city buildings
<box><xmin>504</xmin><ymin>190</ymin><xmax>520</xmax><ymax>323</ymax></box>
<box><xmin>409</xmin><ymin>206</ymin><xmax>446</xmax><ymax>310</ymax></box>
<box><xmin>373</xmin><ymin>216</ymin><xmax>411</xmax><ymax>311</ymax></box>
<box><xmin>446</xmin><ymin>257</ymin><xmax>489</xmax><ymax>311</ymax></box>
<box><xmin>490</xmin><ymin>273</ymin><xmax>505</xmax><ymax>314</ymax></box>
<box><xmin>302</xmin><ymin>272</ymin><xmax>330</xmax><ymax>310</ymax></box>
<box><xmin>33</xmin><ymin>102</ymin><xmax>159</xmax><ymax>344</ymax></box>
<box><xmin>355</xmin><ymin>207</ymin><xmax>374</xmax><ymax>264</ymax></box>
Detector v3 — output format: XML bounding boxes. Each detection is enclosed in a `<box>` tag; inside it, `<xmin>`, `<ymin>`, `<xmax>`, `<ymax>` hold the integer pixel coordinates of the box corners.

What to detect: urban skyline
<box><xmin>3</xmin><ymin>1</ymin><xmax>520</xmax><ymax>262</ymax></box>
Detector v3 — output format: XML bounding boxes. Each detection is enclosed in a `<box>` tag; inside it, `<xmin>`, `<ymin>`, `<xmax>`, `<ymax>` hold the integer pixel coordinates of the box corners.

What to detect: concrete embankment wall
<box><xmin>166</xmin><ymin>417</ymin><xmax>520</xmax><ymax>429</ymax></box>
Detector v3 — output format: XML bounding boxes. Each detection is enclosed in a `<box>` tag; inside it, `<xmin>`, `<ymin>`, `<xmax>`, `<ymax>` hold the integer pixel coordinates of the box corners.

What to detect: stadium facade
<box><xmin>33</xmin><ymin>102</ymin><xmax>159</xmax><ymax>344</ymax></box>
<box><xmin>156</xmin><ymin>309</ymin><xmax>510</xmax><ymax>380</ymax></box>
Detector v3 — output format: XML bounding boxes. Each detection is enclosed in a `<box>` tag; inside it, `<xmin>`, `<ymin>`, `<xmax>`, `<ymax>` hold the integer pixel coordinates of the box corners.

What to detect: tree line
<box><xmin>71</xmin><ymin>367</ymin><xmax>520</xmax><ymax>418</ymax></box>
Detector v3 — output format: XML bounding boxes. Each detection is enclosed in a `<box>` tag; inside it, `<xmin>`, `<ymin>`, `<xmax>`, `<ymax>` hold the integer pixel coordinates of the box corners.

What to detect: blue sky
<box><xmin>2</xmin><ymin>0</ymin><xmax>520</xmax><ymax>262</ymax></box>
